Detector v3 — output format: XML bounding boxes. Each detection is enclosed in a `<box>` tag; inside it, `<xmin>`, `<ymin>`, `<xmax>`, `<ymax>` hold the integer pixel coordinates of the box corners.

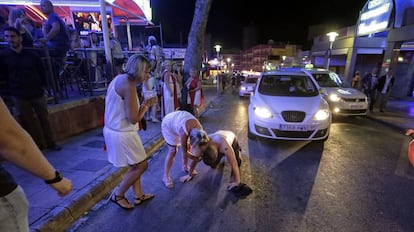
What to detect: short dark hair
<box><xmin>3</xmin><ymin>26</ymin><xmax>21</xmax><ymax>36</ymax></box>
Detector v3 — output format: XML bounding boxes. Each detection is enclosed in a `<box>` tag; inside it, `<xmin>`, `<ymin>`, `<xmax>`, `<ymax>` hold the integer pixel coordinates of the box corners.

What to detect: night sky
<box><xmin>150</xmin><ymin>0</ymin><xmax>368</xmax><ymax>49</ymax></box>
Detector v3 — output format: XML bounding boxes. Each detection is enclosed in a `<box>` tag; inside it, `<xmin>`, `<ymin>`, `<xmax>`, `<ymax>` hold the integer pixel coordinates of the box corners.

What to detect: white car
<box><xmin>300</xmin><ymin>68</ymin><xmax>368</xmax><ymax>116</ymax></box>
<box><xmin>239</xmin><ymin>75</ymin><xmax>259</xmax><ymax>97</ymax></box>
<box><xmin>248</xmin><ymin>69</ymin><xmax>331</xmax><ymax>141</ymax></box>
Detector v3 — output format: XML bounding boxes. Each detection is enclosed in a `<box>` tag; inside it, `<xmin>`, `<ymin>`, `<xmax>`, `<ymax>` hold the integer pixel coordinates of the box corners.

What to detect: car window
<box><xmin>258</xmin><ymin>75</ymin><xmax>319</xmax><ymax>97</ymax></box>
<box><xmin>312</xmin><ymin>72</ymin><xmax>346</xmax><ymax>87</ymax></box>
<box><xmin>245</xmin><ymin>77</ymin><xmax>258</xmax><ymax>84</ymax></box>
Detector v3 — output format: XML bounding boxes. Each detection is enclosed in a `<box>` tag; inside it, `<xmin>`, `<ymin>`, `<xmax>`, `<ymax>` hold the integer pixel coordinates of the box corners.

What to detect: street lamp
<box><xmin>214</xmin><ymin>44</ymin><xmax>222</xmax><ymax>61</ymax></box>
<box><xmin>214</xmin><ymin>44</ymin><xmax>222</xmax><ymax>92</ymax></box>
<box><xmin>325</xmin><ymin>31</ymin><xmax>338</xmax><ymax>69</ymax></box>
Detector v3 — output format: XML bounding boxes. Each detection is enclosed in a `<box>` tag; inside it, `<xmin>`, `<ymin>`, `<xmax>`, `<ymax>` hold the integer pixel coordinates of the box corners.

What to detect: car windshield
<box><xmin>245</xmin><ymin>77</ymin><xmax>258</xmax><ymax>84</ymax></box>
<box><xmin>312</xmin><ymin>72</ymin><xmax>346</xmax><ymax>88</ymax></box>
<box><xmin>258</xmin><ymin>75</ymin><xmax>319</xmax><ymax>97</ymax></box>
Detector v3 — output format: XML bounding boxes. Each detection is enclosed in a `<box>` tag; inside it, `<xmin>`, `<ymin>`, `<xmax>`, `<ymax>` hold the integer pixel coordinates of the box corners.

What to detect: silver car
<box><xmin>301</xmin><ymin>68</ymin><xmax>368</xmax><ymax>116</ymax></box>
<box><xmin>239</xmin><ymin>75</ymin><xmax>259</xmax><ymax>97</ymax></box>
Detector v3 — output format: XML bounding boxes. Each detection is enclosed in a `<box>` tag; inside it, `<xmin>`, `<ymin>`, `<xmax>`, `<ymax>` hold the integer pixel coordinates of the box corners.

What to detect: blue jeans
<box><xmin>0</xmin><ymin>186</ymin><xmax>29</xmax><ymax>232</ymax></box>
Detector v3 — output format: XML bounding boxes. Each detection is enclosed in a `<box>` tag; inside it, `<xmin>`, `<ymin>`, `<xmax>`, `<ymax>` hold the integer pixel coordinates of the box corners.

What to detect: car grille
<box><xmin>281</xmin><ymin>111</ymin><xmax>306</xmax><ymax>122</ymax></box>
<box><xmin>342</xmin><ymin>98</ymin><xmax>366</xmax><ymax>102</ymax></box>
<box><xmin>271</xmin><ymin>128</ymin><xmax>328</xmax><ymax>139</ymax></box>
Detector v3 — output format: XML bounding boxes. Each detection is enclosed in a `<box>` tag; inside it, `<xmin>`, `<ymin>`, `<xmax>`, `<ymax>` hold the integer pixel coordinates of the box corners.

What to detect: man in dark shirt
<box><xmin>38</xmin><ymin>0</ymin><xmax>70</xmax><ymax>59</ymax></box>
<box><xmin>0</xmin><ymin>27</ymin><xmax>60</xmax><ymax>150</ymax></box>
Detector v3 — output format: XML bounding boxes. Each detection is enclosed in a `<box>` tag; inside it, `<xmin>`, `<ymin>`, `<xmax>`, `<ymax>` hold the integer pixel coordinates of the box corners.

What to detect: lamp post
<box><xmin>226</xmin><ymin>57</ymin><xmax>231</xmax><ymax>73</ymax></box>
<box><xmin>325</xmin><ymin>31</ymin><xmax>338</xmax><ymax>70</ymax></box>
<box><xmin>214</xmin><ymin>45</ymin><xmax>222</xmax><ymax>92</ymax></box>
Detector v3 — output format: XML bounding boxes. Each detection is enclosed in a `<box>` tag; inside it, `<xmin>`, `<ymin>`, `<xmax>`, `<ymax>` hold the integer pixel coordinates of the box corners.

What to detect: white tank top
<box><xmin>104</xmin><ymin>77</ymin><xmax>139</xmax><ymax>132</ymax></box>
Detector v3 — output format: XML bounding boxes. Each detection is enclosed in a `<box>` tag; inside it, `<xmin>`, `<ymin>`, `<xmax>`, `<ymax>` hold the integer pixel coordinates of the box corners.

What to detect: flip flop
<box><xmin>111</xmin><ymin>195</ymin><xmax>134</xmax><ymax>210</ymax></box>
<box><xmin>162</xmin><ymin>177</ymin><xmax>174</xmax><ymax>189</ymax></box>
<box><xmin>183</xmin><ymin>166</ymin><xmax>198</xmax><ymax>175</ymax></box>
<box><xmin>134</xmin><ymin>193</ymin><xmax>155</xmax><ymax>205</ymax></box>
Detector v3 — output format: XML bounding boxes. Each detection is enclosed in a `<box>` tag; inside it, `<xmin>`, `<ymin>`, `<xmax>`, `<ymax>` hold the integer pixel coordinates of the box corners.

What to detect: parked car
<box><xmin>239</xmin><ymin>75</ymin><xmax>259</xmax><ymax>97</ymax></box>
<box><xmin>248</xmin><ymin>69</ymin><xmax>331</xmax><ymax>141</ymax></box>
<box><xmin>301</xmin><ymin>68</ymin><xmax>368</xmax><ymax>116</ymax></box>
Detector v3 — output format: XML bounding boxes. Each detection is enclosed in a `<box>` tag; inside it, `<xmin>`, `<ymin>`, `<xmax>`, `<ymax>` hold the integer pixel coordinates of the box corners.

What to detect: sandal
<box><xmin>111</xmin><ymin>195</ymin><xmax>134</xmax><ymax>210</ymax></box>
<box><xmin>134</xmin><ymin>193</ymin><xmax>155</xmax><ymax>205</ymax></box>
<box><xmin>183</xmin><ymin>166</ymin><xmax>198</xmax><ymax>175</ymax></box>
<box><xmin>162</xmin><ymin>177</ymin><xmax>174</xmax><ymax>189</ymax></box>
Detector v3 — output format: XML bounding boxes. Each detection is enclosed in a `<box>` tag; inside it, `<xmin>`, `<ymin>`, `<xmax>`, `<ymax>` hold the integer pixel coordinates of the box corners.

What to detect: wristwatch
<box><xmin>44</xmin><ymin>170</ymin><xmax>63</xmax><ymax>184</ymax></box>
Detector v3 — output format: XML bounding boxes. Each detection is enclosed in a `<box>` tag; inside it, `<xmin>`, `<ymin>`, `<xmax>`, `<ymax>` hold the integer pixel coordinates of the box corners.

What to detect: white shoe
<box><xmin>152</xmin><ymin>118</ymin><xmax>160</xmax><ymax>123</ymax></box>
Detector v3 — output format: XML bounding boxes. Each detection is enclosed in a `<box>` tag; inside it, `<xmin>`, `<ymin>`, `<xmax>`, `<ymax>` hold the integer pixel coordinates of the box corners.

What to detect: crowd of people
<box><xmin>0</xmin><ymin>3</ymin><xmax>250</xmax><ymax>230</ymax></box>
<box><xmin>352</xmin><ymin>66</ymin><xmax>395</xmax><ymax>112</ymax></box>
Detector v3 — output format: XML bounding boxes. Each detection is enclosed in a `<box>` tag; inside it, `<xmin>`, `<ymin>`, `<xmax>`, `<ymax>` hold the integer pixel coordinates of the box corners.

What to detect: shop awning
<box><xmin>0</xmin><ymin>0</ymin><xmax>152</xmax><ymax>24</ymax></box>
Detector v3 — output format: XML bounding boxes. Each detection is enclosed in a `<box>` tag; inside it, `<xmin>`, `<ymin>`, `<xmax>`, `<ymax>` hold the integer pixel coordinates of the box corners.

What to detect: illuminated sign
<box><xmin>356</xmin><ymin>0</ymin><xmax>393</xmax><ymax>36</ymax></box>
<box><xmin>163</xmin><ymin>48</ymin><xmax>186</xmax><ymax>59</ymax></box>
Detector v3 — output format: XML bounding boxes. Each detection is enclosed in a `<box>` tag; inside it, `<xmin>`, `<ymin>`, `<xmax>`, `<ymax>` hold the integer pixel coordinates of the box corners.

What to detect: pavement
<box><xmin>4</xmin><ymin>85</ymin><xmax>414</xmax><ymax>232</ymax></box>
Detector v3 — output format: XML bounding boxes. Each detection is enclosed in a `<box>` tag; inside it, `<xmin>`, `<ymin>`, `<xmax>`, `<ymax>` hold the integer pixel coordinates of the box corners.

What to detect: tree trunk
<box><xmin>181</xmin><ymin>0</ymin><xmax>213</xmax><ymax>107</ymax></box>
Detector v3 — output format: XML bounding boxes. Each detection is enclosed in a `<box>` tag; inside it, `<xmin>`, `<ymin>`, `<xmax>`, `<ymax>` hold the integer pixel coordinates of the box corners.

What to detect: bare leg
<box><xmin>182</xmin><ymin>141</ymin><xmax>190</xmax><ymax>170</ymax></box>
<box><xmin>163</xmin><ymin>145</ymin><xmax>177</xmax><ymax>188</ymax></box>
<box><xmin>114</xmin><ymin>165</ymin><xmax>143</xmax><ymax>208</ymax></box>
<box><xmin>131</xmin><ymin>161</ymin><xmax>148</xmax><ymax>197</ymax></box>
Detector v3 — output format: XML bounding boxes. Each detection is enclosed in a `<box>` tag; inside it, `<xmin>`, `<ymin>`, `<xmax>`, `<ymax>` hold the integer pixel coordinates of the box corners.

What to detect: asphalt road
<box><xmin>68</xmin><ymin>88</ymin><xmax>414</xmax><ymax>232</ymax></box>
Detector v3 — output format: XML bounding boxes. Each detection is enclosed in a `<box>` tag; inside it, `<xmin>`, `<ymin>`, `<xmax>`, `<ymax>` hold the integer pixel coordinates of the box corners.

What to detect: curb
<box><xmin>31</xmin><ymin>137</ymin><xmax>165</xmax><ymax>232</ymax></box>
<box><xmin>365</xmin><ymin>114</ymin><xmax>409</xmax><ymax>132</ymax></box>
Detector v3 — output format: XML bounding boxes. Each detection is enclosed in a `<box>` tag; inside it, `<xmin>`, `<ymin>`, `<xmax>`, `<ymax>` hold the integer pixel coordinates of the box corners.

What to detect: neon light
<box><xmin>26</xmin><ymin>5</ymin><xmax>47</xmax><ymax>20</ymax></box>
<box><xmin>358</xmin><ymin>21</ymin><xmax>388</xmax><ymax>34</ymax></box>
<box><xmin>360</xmin><ymin>3</ymin><xmax>390</xmax><ymax>20</ymax></box>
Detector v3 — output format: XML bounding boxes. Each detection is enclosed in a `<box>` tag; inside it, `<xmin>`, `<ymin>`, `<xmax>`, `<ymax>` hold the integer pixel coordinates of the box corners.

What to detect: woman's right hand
<box><xmin>144</xmin><ymin>96</ymin><xmax>158</xmax><ymax>106</ymax></box>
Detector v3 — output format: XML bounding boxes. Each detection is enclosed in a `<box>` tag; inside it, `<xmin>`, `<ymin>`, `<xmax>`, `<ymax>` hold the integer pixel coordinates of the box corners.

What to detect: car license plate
<box><xmin>349</xmin><ymin>104</ymin><xmax>364</xmax><ymax>109</ymax></box>
<box><xmin>279</xmin><ymin>124</ymin><xmax>310</xmax><ymax>131</ymax></box>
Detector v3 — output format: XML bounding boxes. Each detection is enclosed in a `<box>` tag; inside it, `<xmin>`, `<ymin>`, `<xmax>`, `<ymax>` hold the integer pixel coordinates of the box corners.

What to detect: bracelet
<box><xmin>44</xmin><ymin>170</ymin><xmax>63</xmax><ymax>184</ymax></box>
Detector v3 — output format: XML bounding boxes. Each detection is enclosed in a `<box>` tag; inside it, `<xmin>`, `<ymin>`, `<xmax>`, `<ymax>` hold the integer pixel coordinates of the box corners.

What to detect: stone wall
<box><xmin>48</xmin><ymin>96</ymin><xmax>105</xmax><ymax>141</ymax></box>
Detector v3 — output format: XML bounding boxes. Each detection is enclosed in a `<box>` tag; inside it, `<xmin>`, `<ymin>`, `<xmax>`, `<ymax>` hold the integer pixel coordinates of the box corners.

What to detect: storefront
<box><xmin>0</xmin><ymin>0</ymin><xmax>153</xmax><ymax>50</ymax></box>
<box><xmin>309</xmin><ymin>0</ymin><xmax>414</xmax><ymax>98</ymax></box>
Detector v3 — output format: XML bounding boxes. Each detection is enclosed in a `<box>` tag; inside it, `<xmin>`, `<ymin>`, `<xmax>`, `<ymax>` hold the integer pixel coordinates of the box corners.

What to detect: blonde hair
<box><xmin>123</xmin><ymin>54</ymin><xmax>150</xmax><ymax>81</ymax></box>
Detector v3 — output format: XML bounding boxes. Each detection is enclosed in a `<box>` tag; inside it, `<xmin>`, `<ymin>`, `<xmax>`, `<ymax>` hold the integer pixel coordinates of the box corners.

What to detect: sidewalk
<box><xmin>5</xmin><ymin>87</ymin><xmax>414</xmax><ymax>231</ymax></box>
<box><xmin>365</xmin><ymin>97</ymin><xmax>414</xmax><ymax>131</ymax></box>
<box><xmin>4</xmin><ymin>85</ymin><xmax>219</xmax><ymax>232</ymax></box>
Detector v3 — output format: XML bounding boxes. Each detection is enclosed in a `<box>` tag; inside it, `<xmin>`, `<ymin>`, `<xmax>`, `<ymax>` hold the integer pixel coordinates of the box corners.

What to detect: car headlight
<box><xmin>253</xmin><ymin>106</ymin><xmax>273</xmax><ymax>118</ymax></box>
<box><xmin>313</xmin><ymin>109</ymin><xmax>330</xmax><ymax>121</ymax></box>
<box><xmin>241</xmin><ymin>86</ymin><xmax>247</xmax><ymax>90</ymax></box>
<box><xmin>329</xmin><ymin>94</ymin><xmax>341</xmax><ymax>102</ymax></box>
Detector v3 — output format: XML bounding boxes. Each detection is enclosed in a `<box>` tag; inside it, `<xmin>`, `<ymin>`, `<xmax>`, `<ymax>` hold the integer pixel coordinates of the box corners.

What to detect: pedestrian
<box><xmin>38</xmin><ymin>0</ymin><xmax>70</xmax><ymax>59</ymax></box>
<box><xmin>110</xmin><ymin>33</ymin><xmax>125</xmax><ymax>76</ymax></box>
<box><xmin>161</xmin><ymin>60</ymin><xmax>179</xmax><ymax>116</ymax></box>
<box><xmin>187</xmin><ymin>68</ymin><xmax>204</xmax><ymax>119</ymax></box>
<box><xmin>161</xmin><ymin>110</ymin><xmax>208</xmax><ymax>189</ymax></box>
<box><xmin>142</xmin><ymin>60</ymin><xmax>160</xmax><ymax>123</ymax></box>
<box><xmin>0</xmin><ymin>26</ymin><xmax>61</xmax><ymax>151</ymax></box>
<box><xmin>200</xmin><ymin>130</ymin><xmax>252</xmax><ymax>197</ymax></box>
<box><xmin>351</xmin><ymin>70</ymin><xmax>361</xmax><ymax>89</ymax></box>
<box><xmin>0</xmin><ymin>97</ymin><xmax>72</xmax><ymax>232</ymax></box>
<box><xmin>7</xmin><ymin>8</ymin><xmax>33</xmax><ymax>47</ymax></box>
<box><xmin>361</xmin><ymin>66</ymin><xmax>379</xmax><ymax>112</ymax></box>
<box><xmin>146</xmin><ymin>35</ymin><xmax>164</xmax><ymax>77</ymax></box>
<box><xmin>221</xmin><ymin>71</ymin><xmax>227</xmax><ymax>92</ymax></box>
<box><xmin>103</xmin><ymin>54</ymin><xmax>158</xmax><ymax>210</ymax></box>
<box><xmin>377</xmin><ymin>68</ymin><xmax>395</xmax><ymax>112</ymax></box>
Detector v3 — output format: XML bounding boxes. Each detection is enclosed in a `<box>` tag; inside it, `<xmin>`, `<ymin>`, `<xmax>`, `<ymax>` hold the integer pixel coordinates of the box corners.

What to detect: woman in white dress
<box><xmin>162</xmin><ymin>61</ymin><xmax>179</xmax><ymax>117</ymax></box>
<box><xmin>103</xmin><ymin>54</ymin><xmax>158</xmax><ymax>210</ymax></box>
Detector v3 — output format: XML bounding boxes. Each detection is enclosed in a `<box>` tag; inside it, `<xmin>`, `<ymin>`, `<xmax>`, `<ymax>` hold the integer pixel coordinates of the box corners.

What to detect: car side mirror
<box><xmin>319</xmin><ymin>88</ymin><xmax>327</xmax><ymax>95</ymax></box>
